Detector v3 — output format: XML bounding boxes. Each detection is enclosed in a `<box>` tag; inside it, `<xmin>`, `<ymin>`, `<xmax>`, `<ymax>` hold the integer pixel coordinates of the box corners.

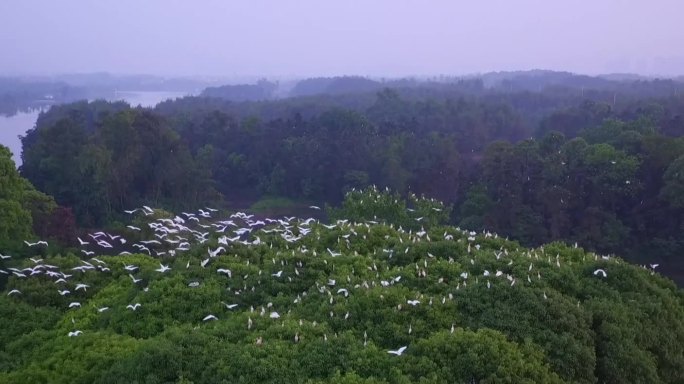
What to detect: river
<box><xmin>0</xmin><ymin>91</ymin><xmax>188</xmax><ymax>167</ymax></box>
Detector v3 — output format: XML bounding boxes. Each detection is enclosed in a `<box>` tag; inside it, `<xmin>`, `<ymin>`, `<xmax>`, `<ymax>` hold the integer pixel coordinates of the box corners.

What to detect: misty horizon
<box><xmin>2</xmin><ymin>0</ymin><xmax>684</xmax><ymax>78</ymax></box>
<box><xmin>4</xmin><ymin>69</ymin><xmax>683</xmax><ymax>84</ymax></box>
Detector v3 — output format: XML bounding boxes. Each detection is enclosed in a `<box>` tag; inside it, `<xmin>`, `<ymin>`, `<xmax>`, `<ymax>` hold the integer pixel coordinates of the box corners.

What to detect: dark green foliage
<box><xmin>661</xmin><ymin>155</ymin><xmax>684</xmax><ymax>208</ymax></box>
<box><xmin>21</xmin><ymin>108</ymin><xmax>220</xmax><ymax>226</ymax></box>
<box><xmin>0</xmin><ymin>145</ymin><xmax>72</xmax><ymax>253</ymax></box>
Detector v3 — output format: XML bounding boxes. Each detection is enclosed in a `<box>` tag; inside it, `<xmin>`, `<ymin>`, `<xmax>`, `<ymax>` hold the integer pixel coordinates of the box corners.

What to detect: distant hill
<box><xmin>50</xmin><ymin>73</ymin><xmax>216</xmax><ymax>93</ymax></box>
<box><xmin>598</xmin><ymin>73</ymin><xmax>655</xmax><ymax>82</ymax></box>
<box><xmin>200</xmin><ymin>80</ymin><xmax>277</xmax><ymax>102</ymax></box>
<box><xmin>275</xmin><ymin>71</ymin><xmax>682</xmax><ymax>99</ymax></box>
<box><xmin>289</xmin><ymin>76</ymin><xmax>383</xmax><ymax>97</ymax></box>
<box><xmin>475</xmin><ymin>69</ymin><xmax>613</xmax><ymax>90</ymax></box>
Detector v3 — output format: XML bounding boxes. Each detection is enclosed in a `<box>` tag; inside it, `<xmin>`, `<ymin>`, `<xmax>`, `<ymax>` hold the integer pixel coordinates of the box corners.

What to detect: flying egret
<box><xmin>387</xmin><ymin>346</ymin><xmax>407</xmax><ymax>356</ymax></box>
<box><xmin>217</xmin><ymin>268</ymin><xmax>232</xmax><ymax>277</ymax></box>
<box><xmin>24</xmin><ymin>240</ymin><xmax>48</xmax><ymax>247</ymax></box>
<box><xmin>593</xmin><ymin>269</ymin><xmax>607</xmax><ymax>278</ymax></box>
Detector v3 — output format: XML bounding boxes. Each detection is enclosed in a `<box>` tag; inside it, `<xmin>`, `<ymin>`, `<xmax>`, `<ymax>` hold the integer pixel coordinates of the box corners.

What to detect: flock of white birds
<box><xmin>1</xmin><ymin>195</ymin><xmax>662</xmax><ymax>356</ymax></box>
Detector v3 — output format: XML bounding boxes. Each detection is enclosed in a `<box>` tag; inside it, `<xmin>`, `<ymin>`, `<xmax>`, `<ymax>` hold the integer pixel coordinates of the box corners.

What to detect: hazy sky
<box><xmin>1</xmin><ymin>0</ymin><xmax>683</xmax><ymax>78</ymax></box>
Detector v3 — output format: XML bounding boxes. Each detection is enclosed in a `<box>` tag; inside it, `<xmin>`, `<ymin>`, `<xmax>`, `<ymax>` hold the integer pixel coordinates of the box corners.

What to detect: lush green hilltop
<box><xmin>1</xmin><ymin>186</ymin><xmax>682</xmax><ymax>383</ymax></box>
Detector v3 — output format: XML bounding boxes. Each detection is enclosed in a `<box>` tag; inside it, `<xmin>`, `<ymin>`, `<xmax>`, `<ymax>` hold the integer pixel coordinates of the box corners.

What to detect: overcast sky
<box><xmin>1</xmin><ymin>0</ymin><xmax>683</xmax><ymax>78</ymax></box>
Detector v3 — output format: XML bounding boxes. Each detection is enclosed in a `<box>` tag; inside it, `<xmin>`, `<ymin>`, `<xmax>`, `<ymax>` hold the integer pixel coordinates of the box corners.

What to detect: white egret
<box><xmin>387</xmin><ymin>346</ymin><xmax>407</xmax><ymax>356</ymax></box>
<box><xmin>593</xmin><ymin>269</ymin><xmax>607</xmax><ymax>278</ymax></box>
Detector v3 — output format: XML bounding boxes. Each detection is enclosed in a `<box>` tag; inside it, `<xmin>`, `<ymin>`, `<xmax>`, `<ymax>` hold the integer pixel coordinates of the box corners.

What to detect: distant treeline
<box><xmin>18</xmin><ymin>71</ymin><xmax>684</xmax><ymax>283</ymax></box>
<box><xmin>0</xmin><ymin>78</ymin><xmax>99</xmax><ymax>116</ymax></box>
<box><xmin>198</xmin><ymin>70</ymin><xmax>683</xmax><ymax>103</ymax></box>
<box><xmin>0</xmin><ymin>73</ymin><xmax>217</xmax><ymax>116</ymax></box>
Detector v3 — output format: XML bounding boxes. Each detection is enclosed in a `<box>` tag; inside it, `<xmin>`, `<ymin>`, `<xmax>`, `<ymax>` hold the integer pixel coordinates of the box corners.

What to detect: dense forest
<box><xmin>18</xmin><ymin>72</ymin><xmax>684</xmax><ymax>284</ymax></box>
<box><xmin>1</xmin><ymin>70</ymin><xmax>684</xmax><ymax>382</ymax></box>
<box><xmin>1</xmin><ymin>173</ymin><xmax>683</xmax><ymax>382</ymax></box>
